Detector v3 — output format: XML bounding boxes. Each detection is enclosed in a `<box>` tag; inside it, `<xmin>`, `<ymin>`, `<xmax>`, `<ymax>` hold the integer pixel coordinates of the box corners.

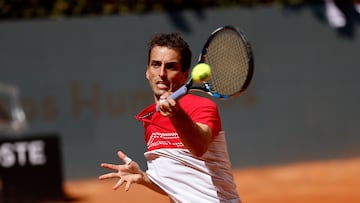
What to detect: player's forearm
<box><xmin>170</xmin><ymin>108</ymin><xmax>212</xmax><ymax>157</ymax></box>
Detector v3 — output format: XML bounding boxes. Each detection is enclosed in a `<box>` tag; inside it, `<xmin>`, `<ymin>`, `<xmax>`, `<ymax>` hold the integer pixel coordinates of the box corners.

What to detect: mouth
<box><xmin>156</xmin><ymin>81</ymin><xmax>170</xmax><ymax>91</ymax></box>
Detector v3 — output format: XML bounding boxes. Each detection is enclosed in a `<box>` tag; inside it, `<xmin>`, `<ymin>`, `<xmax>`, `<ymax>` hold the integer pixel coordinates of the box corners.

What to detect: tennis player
<box><xmin>99</xmin><ymin>32</ymin><xmax>241</xmax><ymax>203</ymax></box>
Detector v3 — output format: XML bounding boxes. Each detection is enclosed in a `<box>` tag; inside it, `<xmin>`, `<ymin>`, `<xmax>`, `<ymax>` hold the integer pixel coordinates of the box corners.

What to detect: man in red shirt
<box><xmin>99</xmin><ymin>32</ymin><xmax>240</xmax><ymax>203</ymax></box>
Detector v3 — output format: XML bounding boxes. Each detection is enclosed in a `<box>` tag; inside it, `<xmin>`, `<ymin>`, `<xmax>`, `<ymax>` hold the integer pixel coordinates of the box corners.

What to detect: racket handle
<box><xmin>156</xmin><ymin>85</ymin><xmax>188</xmax><ymax>111</ymax></box>
<box><xmin>169</xmin><ymin>85</ymin><xmax>188</xmax><ymax>100</ymax></box>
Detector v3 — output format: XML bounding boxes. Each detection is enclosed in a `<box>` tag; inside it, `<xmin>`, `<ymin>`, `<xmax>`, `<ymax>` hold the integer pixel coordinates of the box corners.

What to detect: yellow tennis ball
<box><xmin>191</xmin><ymin>63</ymin><xmax>211</xmax><ymax>83</ymax></box>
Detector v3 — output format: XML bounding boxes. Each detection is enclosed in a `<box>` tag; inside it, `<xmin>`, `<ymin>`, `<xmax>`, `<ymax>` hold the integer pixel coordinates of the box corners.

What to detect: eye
<box><xmin>151</xmin><ymin>61</ymin><xmax>161</xmax><ymax>68</ymax></box>
<box><xmin>165</xmin><ymin>62</ymin><xmax>181</xmax><ymax>71</ymax></box>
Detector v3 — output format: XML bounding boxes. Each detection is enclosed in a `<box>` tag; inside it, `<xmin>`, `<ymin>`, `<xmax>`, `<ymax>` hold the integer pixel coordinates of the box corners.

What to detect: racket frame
<box><xmin>157</xmin><ymin>25</ymin><xmax>254</xmax><ymax>111</ymax></box>
<box><xmin>173</xmin><ymin>25</ymin><xmax>254</xmax><ymax>100</ymax></box>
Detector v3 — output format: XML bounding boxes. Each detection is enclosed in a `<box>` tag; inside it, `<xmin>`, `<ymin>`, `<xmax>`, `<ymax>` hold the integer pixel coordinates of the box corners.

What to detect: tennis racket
<box><xmin>157</xmin><ymin>25</ymin><xmax>254</xmax><ymax>111</ymax></box>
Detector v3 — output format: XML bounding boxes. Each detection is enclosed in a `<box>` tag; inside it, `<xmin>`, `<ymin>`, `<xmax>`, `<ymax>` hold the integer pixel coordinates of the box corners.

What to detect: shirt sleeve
<box><xmin>180</xmin><ymin>95</ymin><xmax>222</xmax><ymax>137</ymax></box>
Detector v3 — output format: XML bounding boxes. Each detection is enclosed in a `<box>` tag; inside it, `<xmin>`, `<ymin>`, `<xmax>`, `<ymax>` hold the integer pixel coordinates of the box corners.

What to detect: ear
<box><xmin>146</xmin><ymin>66</ymin><xmax>150</xmax><ymax>80</ymax></box>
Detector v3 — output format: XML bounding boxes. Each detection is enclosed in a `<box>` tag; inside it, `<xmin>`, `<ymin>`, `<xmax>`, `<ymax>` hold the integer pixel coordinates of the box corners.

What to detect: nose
<box><xmin>159</xmin><ymin>66</ymin><xmax>166</xmax><ymax>77</ymax></box>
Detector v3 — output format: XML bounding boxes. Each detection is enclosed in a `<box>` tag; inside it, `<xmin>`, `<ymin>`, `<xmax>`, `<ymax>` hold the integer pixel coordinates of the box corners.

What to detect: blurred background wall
<box><xmin>0</xmin><ymin>2</ymin><xmax>359</xmax><ymax>180</ymax></box>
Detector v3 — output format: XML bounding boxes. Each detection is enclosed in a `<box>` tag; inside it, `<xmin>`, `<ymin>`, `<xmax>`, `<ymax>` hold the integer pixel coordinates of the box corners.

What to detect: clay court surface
<box><xmin>58</xmin><ymin>157</ymin><xmax>360</xmax><ymax>203</ymax></box>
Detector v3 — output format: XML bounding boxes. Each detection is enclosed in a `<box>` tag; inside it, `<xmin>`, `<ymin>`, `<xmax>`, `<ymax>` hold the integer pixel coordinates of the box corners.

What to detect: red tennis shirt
<box><xmin>136</xmin><ymin>94</ymin><xmax>222</xmax><ymax>151</ymax></box>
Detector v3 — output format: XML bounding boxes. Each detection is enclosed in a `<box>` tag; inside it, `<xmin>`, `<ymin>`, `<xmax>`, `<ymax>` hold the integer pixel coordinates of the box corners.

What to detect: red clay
<box><xmin>54</xmin><ymin>157</ymin><xmax>360</xmax><ymax>203</ymax></box>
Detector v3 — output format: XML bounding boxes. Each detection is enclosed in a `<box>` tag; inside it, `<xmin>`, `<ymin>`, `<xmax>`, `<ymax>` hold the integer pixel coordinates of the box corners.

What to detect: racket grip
<box><xmin>169</xmin><ymin>85</ymin><xmax>188</xmax><ymax>100</ymax></box>
<box><xmin>156</xmin><ymin>85</ymin><xmax>188</xmax><ymax>112</ymax></box>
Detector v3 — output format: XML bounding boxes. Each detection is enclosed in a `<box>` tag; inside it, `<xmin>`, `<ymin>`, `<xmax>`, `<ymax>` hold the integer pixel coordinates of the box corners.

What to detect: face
<box><xmin>146</xmin><ymin>46</ymin><xmax>188</xmax><ymax>101</ymax></box>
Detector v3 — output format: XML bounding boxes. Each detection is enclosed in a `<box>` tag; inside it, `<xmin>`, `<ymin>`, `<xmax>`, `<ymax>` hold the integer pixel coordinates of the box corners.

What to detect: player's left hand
<box><xmin>99</xmin><ymin>151</ymin><xmax>144</xmax><ymax>191</ymax></box>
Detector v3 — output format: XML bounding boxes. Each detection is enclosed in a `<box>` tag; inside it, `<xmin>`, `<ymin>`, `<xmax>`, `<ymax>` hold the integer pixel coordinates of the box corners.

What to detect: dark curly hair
<box><xmin>147</xmin><ymin>32</ymin><xmax>192</xmax><ymax>72</ymax></box>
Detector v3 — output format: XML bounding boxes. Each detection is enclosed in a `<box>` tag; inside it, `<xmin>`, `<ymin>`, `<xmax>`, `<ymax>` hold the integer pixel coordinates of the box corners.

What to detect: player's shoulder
<box><xmin>181</xmin><ymin>94</ymin><xmax>217</xmax><ymax>107</ymax></box>
<box><xmin>180</xmin><ymin>94</ymin><xmax>220</xmax><ymax>117</ymax></box>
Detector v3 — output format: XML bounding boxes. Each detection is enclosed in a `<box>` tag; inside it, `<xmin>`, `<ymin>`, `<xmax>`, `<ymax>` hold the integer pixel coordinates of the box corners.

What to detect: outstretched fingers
<box><xmin>100</xmin><ymin>163</ymin><xmax>119</xmax><ymax>170</ymax></box>
<box><xmin>125</xmin><ymin>179</ymin><xmax>133</xmax><ymax>191</ymax></box>
<box><xmin>117</xmin><ymin>151</ymin><xmax>133</xmax><ymax>165</ymax></box>
<box><xmin>111</xmin><ymin>177</ymin><xmax>134</xmax><ymax>191</ymax></box>
<box><xmin>113</xmin><ymin>178</ymin><xmax>125</xmax><ymax>190</ymax></box>
<box><xmin>99</xmin><ymin>151</ymin><xmax>139</xmax><ymax>191</ymax></box>
<box><xmin>98</xmin><ymin>172</ymin><xmax>119</xmax><ymax>180</ymax></box>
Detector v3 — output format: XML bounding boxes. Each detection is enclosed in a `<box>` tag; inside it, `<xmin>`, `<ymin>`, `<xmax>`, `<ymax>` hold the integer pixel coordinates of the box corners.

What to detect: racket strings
<box><xmin>205</xmin><ymin>29</ymin><xmax>250</xmax><ymax>96</ymax></box>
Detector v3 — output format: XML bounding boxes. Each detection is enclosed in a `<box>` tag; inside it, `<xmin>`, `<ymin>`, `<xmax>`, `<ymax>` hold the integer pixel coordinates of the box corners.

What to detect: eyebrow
<box><xmin>165</xmin><ymin>61</ymin><xmax>180</xmax><ymax>66</ymax></box>
<box><xmin>150</xmin><ymin>60</ymin><xmax>180</xmax><ymax>66</ymax></box>
<box><xmin>165</xmin><ymin>61</ymin><xmax>182</xmax><ymax>69</ymax></box>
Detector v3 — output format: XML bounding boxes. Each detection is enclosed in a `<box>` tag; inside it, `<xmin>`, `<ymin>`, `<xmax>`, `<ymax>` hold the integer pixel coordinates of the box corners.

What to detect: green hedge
<box><xmin>0</xmin><ymin>0</ymin><xmax>322</xmax><ymax>20</ymax></box>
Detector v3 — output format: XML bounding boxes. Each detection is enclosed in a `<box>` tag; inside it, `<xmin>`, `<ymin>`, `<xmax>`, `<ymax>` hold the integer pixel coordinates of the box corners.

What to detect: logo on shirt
<box><xmin>147</xmin><ymin>132</ymin><xmax>185</xmax><ymax>150</ymax></box>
